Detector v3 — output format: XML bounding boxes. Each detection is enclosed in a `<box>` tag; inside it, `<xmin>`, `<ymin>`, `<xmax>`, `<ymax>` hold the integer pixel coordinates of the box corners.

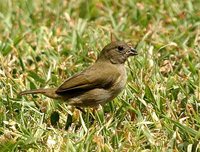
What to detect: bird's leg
<box><xmin>76</xmin><ymin>107</ymin><xmax>86</xmax><ymax>114</ymax></box>
<box><xmin>64</xmin><ymin>107</ymin><xmax>85</xmax><ymax>130</ymax></box>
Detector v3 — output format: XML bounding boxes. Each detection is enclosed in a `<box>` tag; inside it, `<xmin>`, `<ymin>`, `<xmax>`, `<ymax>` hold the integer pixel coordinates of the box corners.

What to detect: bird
<box><xmin>19</xmin><ymin>40</ymin><xmax>137</xmax><ymax>107</ymax></box>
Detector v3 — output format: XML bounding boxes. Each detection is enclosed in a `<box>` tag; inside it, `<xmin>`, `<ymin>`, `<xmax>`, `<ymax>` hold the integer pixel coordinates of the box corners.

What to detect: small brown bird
<box><xmin>20</xmin><ymin>41</ymin><xmax>137</xmax><ymax>107</ymax></box>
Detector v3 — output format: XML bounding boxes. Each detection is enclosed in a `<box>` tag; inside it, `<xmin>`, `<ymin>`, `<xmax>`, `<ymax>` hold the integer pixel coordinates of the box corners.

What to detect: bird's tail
<box><xmin>19</xmin><ymin>88</ymin><xmax>60</xmax><ymax>99</ymax></box>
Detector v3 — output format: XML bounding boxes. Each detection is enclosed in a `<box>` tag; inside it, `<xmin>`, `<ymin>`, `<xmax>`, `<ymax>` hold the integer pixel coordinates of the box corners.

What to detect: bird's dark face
<box><xmin>98</xmin><ymin>41</ymin><xmax>137</xmax><ymax>64</ymax></box>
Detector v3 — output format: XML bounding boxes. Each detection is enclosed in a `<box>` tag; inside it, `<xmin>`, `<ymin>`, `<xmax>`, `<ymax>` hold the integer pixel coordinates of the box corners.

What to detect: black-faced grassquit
<box><xmin>19</xmin><ymin>40</ymin><xmax>137</xmax><ymax>107</ymax></box>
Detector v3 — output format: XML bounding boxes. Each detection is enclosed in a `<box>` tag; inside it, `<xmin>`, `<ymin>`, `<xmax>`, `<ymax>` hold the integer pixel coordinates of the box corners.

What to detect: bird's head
<box><xmin>98</xmin><ymin>41</ymin><xmax>137</xmax><ymax>64</ymax></box>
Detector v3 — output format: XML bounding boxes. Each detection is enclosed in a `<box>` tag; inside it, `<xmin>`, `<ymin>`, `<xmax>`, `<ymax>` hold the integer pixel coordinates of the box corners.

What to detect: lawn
<box><xmin>0</xmin><ymin>0</ymin><xmax>200</xmax><ymax>151</ymax></box>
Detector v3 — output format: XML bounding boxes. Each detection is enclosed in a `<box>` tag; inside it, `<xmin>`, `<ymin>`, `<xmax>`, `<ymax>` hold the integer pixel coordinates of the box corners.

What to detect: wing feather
<box><xmin>56</xmin><ymin>65</ymin><xmax>119</xmax><ymax>94</ymax></box>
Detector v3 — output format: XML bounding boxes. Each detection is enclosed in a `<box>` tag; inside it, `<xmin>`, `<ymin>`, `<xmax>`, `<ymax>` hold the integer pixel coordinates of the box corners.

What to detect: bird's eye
<box><xmin>117</xmin><ymin>46</ymin><xmax>124</xmax><ymax>51</ymax></box>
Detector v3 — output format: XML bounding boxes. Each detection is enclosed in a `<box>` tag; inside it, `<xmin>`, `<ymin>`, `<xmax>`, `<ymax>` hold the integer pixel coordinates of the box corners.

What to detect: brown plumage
<box><xmin>19</xmin><ymin>41</ymin><xmax>137</xmax><ymax>107</ymax></box>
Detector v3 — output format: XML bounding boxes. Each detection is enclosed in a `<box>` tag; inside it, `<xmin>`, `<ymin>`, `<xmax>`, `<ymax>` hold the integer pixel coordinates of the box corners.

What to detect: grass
<box><xmin>0</xmin><ymin>0</ymin><xmax>200</xmax><ymax>151</ymax></box>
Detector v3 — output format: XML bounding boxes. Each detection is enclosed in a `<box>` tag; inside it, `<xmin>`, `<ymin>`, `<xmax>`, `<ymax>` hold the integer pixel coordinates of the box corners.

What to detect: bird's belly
<box><xmin>67</xmin><ymin>79</ymin><xmax>127</xmax><ymax>107</ymax></box>
<box><xmin>68</xmin><ymin>88</ymin><xmax>112</xmax><ymax>107</ymax></box>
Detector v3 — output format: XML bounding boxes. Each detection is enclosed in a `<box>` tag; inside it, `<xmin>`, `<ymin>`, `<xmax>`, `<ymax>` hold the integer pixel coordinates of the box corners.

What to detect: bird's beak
<box><xmin>127</xmin><ymin>47</ymin><xmax>137</xmax><ymax>56</ymax></box>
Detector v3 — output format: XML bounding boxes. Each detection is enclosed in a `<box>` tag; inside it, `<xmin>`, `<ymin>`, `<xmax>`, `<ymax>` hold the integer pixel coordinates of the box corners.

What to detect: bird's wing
<box><xmin>56</xmin><ymin>65</ymin><xmax>119</xmax><ymax>94</ymax></box>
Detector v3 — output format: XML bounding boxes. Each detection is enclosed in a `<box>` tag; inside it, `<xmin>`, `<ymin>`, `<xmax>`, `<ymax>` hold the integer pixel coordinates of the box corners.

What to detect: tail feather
<box><xmin>19</xmin><ymin>89</ymin><xmax>47</xmax><ymax>96</ymax></box>
<box><xmin>19</xmin><ymin>88</ymin><xmax>60</xmax><ymax>99</ymax></box>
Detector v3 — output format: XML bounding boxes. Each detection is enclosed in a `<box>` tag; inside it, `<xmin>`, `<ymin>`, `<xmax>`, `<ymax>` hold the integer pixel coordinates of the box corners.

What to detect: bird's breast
<box><xmin>110</xmin><ymin>65</ymin><xmax>127</xmax><ymax>95</ymax></box>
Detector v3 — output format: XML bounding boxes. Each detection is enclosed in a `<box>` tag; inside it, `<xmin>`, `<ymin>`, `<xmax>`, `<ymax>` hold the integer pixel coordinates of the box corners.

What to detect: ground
<box><xmin>0</xmin><ymin>0</ymin><xmax>200</xmax><ymax>151</ymax></box>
